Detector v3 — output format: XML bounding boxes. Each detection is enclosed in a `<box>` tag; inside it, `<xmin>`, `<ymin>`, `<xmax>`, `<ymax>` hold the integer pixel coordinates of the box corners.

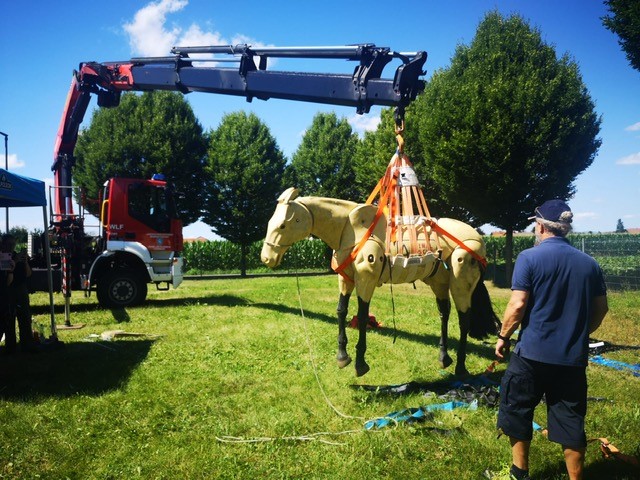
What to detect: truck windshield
<box><xmin>128</xmin><ymin>183</ymin><xmax>172</xmax><ymax>233</ymax></box>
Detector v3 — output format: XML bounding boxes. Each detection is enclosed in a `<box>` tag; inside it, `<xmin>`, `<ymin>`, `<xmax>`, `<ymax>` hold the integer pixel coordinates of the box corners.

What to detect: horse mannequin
<box><xmin>261</xmin><ymin>187</ymin><xmax>499</xmax><ymax>377</ymax></box>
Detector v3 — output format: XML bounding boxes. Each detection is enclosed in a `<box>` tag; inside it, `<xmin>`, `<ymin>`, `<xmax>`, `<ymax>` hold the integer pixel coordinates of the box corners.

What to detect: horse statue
<box><xmin>261</xmin><ymin>187</ymin><xmax>500</xmax><ymax>377</ymax></box>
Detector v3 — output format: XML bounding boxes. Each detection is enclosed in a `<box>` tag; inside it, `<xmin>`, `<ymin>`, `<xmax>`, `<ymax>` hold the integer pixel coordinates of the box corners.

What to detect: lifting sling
<box><xmin>333</xmin><ymin>116</ymin><xmax>487</xmax><ymax>282</ymax></box>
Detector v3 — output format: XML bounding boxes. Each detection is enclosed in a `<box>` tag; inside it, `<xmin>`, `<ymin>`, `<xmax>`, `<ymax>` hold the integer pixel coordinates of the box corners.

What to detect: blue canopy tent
<box><xmin>0</xmin><ymin>168</ymin><xmax>57</xmax><ymax>338</ymax></box>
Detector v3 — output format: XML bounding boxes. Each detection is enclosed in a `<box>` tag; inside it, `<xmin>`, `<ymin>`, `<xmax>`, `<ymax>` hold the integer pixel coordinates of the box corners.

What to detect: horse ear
<box><xmin>278</xmin><ymin>187</ymin><xmax>300</xmax><ymax>204</ymax></box>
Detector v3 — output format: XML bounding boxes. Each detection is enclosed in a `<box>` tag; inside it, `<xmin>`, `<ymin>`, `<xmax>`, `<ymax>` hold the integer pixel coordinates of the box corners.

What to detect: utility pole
<box><xmin>0</xmin><ymin>131</ymin><xmax>8</xmax><ymax>233</ymax></box>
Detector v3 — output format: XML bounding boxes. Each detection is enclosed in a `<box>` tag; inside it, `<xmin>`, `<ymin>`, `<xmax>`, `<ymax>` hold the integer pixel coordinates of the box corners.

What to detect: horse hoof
<box><xmin>337</xmin><ymin>356</ymin><xmax>352</xmax><ymax>369</ymax></box>
<box><xmin>440</xmin><ymin>355</ymin><xmax>453</xmax><ymax>370</ymax></box>
<box><xmin>355</xmin><ymin>362</ymin><xmax>370</xmax><ymax>377</ymax></box>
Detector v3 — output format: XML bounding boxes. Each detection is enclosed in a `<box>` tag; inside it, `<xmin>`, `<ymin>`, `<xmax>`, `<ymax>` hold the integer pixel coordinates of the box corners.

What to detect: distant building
<box><xmin>183</xmin><ymin>236</ymin><xmax>210</xmax><ymax>243</ymax></box>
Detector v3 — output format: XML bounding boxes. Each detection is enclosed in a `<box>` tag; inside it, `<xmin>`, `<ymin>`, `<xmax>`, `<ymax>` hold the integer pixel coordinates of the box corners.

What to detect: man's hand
<box><xmin>495</xmin><ymin>338</ymin><xmax>511</xmax><ymax>360</ymax></box>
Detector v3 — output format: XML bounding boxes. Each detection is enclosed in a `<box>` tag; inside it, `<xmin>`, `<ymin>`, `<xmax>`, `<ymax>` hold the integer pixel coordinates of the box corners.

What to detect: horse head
<box><xmin>261</xmin><ymin>187</ymin><xmax>313</xmax><ymax>268</ymax></box>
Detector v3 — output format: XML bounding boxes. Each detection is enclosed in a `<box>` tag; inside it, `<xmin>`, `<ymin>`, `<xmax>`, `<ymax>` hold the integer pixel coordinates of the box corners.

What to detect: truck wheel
<box><xmin>97</xmin><ymin>269</ymin><xmax>148</xmax><ymax>308</ymax></box>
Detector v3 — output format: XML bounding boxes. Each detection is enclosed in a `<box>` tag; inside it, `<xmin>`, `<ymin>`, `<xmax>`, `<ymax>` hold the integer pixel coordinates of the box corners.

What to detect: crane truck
<box><xmin>31</xmin><ymin>43</ymin><xmax>427</xmax><ymax>310</ymax></box>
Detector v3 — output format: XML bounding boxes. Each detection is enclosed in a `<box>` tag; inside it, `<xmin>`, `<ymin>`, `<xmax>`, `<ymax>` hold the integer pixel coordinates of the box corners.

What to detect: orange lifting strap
<box><xmin>370</xmin><ymin>122</ymin><xmax>487</xmax><ymax>268</ymax></box>
<box><xmin>332</xmin><ymin>121</ymin><xmax>487</xmax><ymax>283</ymax></box>
<box><xmin>372</xmin><ymin>121</ymin><xmax>435</xmax><ymax>258</ymax></box>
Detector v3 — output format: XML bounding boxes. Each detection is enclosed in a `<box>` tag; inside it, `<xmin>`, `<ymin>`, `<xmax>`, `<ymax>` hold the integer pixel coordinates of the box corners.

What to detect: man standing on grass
<box><xmin>1</xmin><ymin>234</ymin><xmax>37</xmax><ymax>353</ymax></box>
<box><xmin>494</xmin><ymin>199</ymin><xmax>609</xmax><ymax>480</ymax></box>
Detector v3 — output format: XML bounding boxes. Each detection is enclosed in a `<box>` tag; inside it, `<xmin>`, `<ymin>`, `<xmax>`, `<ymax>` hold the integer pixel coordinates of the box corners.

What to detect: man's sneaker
<box><xmin>483</xmin><ymin>466</ymin><xmax>531</xmax><ymax>480</ymax></box>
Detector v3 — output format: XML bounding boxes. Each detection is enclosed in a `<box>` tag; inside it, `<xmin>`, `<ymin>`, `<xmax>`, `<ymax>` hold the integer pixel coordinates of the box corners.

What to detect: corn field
<box><xmin>184</xmin><ymin>234</ymin><xmax>640</xmax><ymax>290</ymax></box>
<box><xmin>183</xmin><ymin>238</ymin><xmax>330</xmax><ymax>274</ymax></box>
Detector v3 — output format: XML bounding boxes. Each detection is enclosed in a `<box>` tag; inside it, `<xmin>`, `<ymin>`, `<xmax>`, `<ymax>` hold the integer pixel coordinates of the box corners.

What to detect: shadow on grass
<box><xmin>144</xmin><ymin>294</ymin><xmax>250</xmax><ymax>308</ymax></box>
<box><xmin>251</xmin><ymin>301</ymin><xmax>497</xmax><ymax>371</ymax></box>
<box><xmin>31</xmin><ymin>294</ymin><xmax>250</xmax><ymax>315</ymax></box>
<box><xmin>534</xmin><ymin>455</ymin><xmax>639</xmax><ymax>480</ymax></box>
<box><xmin>30</xmin><ymin>294</ymin><xmax>251</xmax><ymax>324</ymax></box>
<box><xmin>0</xmin><ymin>339</ymin><xmax>155</xmax><ymax>401</ymax></box>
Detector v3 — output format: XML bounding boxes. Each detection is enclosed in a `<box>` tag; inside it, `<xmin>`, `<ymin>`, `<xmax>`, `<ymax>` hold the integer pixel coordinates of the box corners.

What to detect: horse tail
<box><xmin>468</xmin><ymin>270</ymin><xmax>501</xmax><ymax>340</ymax></box>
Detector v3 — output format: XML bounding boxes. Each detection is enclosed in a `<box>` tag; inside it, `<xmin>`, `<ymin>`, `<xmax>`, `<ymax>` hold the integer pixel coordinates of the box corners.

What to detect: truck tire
<box><xmin>96</xmin><ymin>269</ymin><xmax>148</xmax><ymax>308</ymax></box>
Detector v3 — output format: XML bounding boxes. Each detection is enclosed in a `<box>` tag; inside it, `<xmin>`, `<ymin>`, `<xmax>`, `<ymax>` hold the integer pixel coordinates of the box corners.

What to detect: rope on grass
<box><xmin>215</xmin><ymin>271</ymin><xmax>415</xmax><ymax>445</ymax></box>
<box><xmin>215</xmin><ymin>429</ymin><xmax>364</xmax><ymax>446</ymax></box>
<box><xmin>294</xmin><ymin>273</ymin><xmax>366</xmax><ymax>422</ymax></box>
<box><xmin>292</xmin><ymin>273</ymin><xmax>432</xmax><ymax>434</ymax></box>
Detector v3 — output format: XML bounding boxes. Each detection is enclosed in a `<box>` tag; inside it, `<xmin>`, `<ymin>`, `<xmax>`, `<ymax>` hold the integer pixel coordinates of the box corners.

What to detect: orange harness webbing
<box><xmin>332</xmin><ymin>124</ymin><xmax>488</xmax><ymax>281</ymax></box>
<box><xmin>332</xmin><ymin>162</ymin><xmax>398</xmax><ymax>283</ymax></box>
<box><xmin>427</xmin><ymin>220</ymin><xmax>488</xmax><ymax>269</ymax></box>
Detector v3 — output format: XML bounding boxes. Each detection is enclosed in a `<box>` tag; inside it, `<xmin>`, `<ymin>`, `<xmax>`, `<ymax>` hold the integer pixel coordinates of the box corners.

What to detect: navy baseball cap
<box><xmin>528</xmin><ymin>199</ymin><xmax>572</xmax><ymax>222</ymax></box>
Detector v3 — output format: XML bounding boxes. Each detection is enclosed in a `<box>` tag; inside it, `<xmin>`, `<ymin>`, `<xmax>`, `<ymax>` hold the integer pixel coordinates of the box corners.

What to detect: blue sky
<box><xmin>0</xmin><ymin>0</ymin><xmax>638</xmax><ymax>239</ymax></box>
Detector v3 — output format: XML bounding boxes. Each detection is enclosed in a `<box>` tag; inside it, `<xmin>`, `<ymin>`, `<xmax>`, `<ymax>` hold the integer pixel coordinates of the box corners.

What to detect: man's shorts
<box><xmin>497</xmin><ymin>352</ymin><xmax>587</xmax><ymax>448</ymax></box>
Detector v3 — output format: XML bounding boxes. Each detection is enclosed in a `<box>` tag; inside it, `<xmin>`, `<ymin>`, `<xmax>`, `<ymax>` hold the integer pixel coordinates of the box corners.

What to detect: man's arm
<box><xmin>495</xmin><ymin>289</ymin><xmax>529</xmax><ymax>360</ymax></box>
<box><xmin>588</xmin><ymin>295</ymin><xmax>608</xmax><ymax>334</ymax></box>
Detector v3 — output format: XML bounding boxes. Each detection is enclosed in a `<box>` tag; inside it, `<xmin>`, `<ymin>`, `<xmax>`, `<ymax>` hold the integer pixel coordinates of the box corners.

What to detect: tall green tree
<box><xmin>603</xmin><ymin>0</ymin><xmax>640</xmax><ymax>72</ymax></box>
<box><xmin>413</xmin><ymin>11</ymin><xmax>601</xmax><ymax>281</ymax></box>
<box><xmin>202</xmin><ymin>112</ymin><xmax>285</xmax><ymax>276</ymax></box>
<box><xmin>74</xmin><ymin>91</ymin><xmax>207</xmax><ymax>225</ymax></box>
<box><xmin>284</xmin><ymin>112</ymin><xmax>360</xmax><ymax>201</ymax></box>
<box><xmin>7</xmin><ymin>226</ymin><xmax>28</xmax><ymax>244</ymax></box>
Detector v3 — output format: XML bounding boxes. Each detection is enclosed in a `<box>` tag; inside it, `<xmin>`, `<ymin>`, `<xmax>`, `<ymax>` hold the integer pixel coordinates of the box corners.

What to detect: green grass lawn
<box><xmin>1</xmin><ymin>276</ymin><xmax>638</xmax><ymax>479</ymax></box>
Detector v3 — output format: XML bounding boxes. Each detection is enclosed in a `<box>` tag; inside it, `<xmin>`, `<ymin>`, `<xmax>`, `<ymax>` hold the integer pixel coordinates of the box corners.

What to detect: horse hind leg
<box><xmin>428</xmin><ymin>278</ymin><xmax>454</xmax><ymax>370</ymax></box>
<box><xmin>455</xmin><ymin>309</ymin><xmax>471</xmax><ymax>376</ymax></box>
<box><xmin>354</xmin><ymin>296</ymin><xmax>371</xmax><ymax>377</ymax></box>
<box><xmin>448</xmin><ymin>246</ymin><xmax>481</xmax><ymax>376</ymax></box>
<box><xmin>436</xmin><ymin>297</ymin><xmax>453</xmax><ymax>370</ymax></box>
<box><xmin>336</xmin><ymin>292</ymin><xmax>352</xmax><ymax>369</ymax></box>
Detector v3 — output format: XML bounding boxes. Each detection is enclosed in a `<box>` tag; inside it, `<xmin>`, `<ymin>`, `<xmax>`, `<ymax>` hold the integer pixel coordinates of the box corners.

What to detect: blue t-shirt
<box><xmin>512</xmin><ymin>236</ymin><xmax>607</xmax><ymax>367</ymax></box>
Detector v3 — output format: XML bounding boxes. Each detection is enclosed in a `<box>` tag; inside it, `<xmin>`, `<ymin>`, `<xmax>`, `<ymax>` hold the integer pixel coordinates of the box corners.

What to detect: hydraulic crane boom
<box><xmin>42</xmin><ymin>43</ymin><xmax>427</xmax><ymax>310</ymax></box>
<box><xmin>51</xmin><ymin>43</ymin><xmax>426</xmax><ymax>218</ymax></box>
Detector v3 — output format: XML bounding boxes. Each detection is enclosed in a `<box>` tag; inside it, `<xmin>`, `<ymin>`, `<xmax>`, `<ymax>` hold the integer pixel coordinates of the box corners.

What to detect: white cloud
<box><xmin>624</xmin><ymin>122</ymin><xmax>640</xmax><ymax>132</ymax></box>
<box><xmin>177</xmin><ymin>24</ymin><xmax>225</xmax><ymax>51</ymax></box>
<box><xmin>616</xmin><ymin>152</ymin><xmax>640</xmax><ymax>165</ymax></box>
<box><xmin>574</xmin><ymin>211</ymin><xmax>598</xmax><ymax>220</ymax></box>
<box><xmin>123</xmin><ymin>0</ymin><xmax>270</xmax><ymax>66</ymax></box>
<box><xmin>7</xmin><ymin>153</ymin><xmax>25</xmax><ymax>169</ymax></box>
<box><xmin>123</xmin><ymin>0</ymin><xmax>189</xmax><ymax>56</ymax></box>
<box><xmin>348</xmin><ymin>113</ymin><xmax>381</xmax><ymax>137</ymax></box>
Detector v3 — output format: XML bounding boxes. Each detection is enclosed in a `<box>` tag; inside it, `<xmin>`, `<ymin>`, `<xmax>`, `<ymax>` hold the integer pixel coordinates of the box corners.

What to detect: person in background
<box><xmin>0</xmin><ymin>245</ymin><xmax>15</xmax><ymax>352</ymax></box>
<box><xmin>1</xmin><ymin>234</ymin><xmax>37</xmax><ymax>353</ymax></box>
<box><xmin>494</xmin><ymin>200</ymin><xmax>609</xmax><ymax>480</ymax></box>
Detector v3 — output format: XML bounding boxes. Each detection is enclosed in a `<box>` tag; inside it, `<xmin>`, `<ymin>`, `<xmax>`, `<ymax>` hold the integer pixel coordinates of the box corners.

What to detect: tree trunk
<box><xmin>505</xmin><ymin>227</ymin><xmax>514</xmax><ymax>288</ymax></box>
<box><xmin>240</xmin><ymin>243</ymin><xmax>247</xmax><ymax>277</ymax></box>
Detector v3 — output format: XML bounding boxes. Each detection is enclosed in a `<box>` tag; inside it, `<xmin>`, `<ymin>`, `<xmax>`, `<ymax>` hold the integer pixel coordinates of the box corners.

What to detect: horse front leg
<box><xmin>436</xmin><ymin>298</ymin><xmax>453</xmax><ymax>370</ymax></box>
<box><xmin>355</xmin><ymin>296</ymin><xmax>371</xmax><ymax>377</ymax></box>
<box><xmin>455</xmin><ymin>309</ymin><xmax>471</xmax><ymax>376</ymax></box>
<box><xmin>336</xmin><ymin>293</ymin><xmax>352</xmax><ymax>368</ymax></box>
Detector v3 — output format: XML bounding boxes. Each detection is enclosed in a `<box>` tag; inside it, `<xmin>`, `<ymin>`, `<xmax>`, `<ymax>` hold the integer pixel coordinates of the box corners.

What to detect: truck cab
<box><xmin>89</xmin><ymin>175</ymin><xmax>184</xmax><ymax>307</ymax></box>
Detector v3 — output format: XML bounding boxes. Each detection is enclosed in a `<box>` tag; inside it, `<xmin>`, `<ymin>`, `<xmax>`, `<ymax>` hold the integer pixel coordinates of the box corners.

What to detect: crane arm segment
<box><xmin>51</xmin><ymin>44</ymin><xmax>427</xmax><ymax>218</ymax></box>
